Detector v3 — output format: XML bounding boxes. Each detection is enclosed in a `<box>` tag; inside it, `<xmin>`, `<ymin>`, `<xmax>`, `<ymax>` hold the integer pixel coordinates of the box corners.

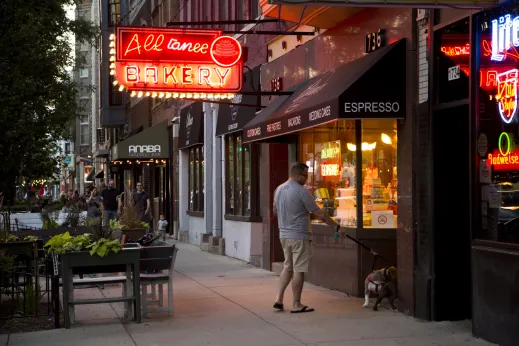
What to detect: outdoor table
<box><xmin>60</xmin><ymin>245</ymin><xmax>141</xmax><ymax>328</ymax></box>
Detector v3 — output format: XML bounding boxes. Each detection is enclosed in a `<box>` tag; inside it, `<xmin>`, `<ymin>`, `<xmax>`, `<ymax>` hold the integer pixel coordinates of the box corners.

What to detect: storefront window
<box><xmin>361</xmin><ymin>120</ymin><xmax>398</xmax><ymax>228</ymax></box>
<box><xmin>188</xmin><ymin>145</ymin><xmax>204</xmax><ymax>212</ymax></box>
<box><xmin>435</xmin><ymin>17</ymin><xmax>470</xmax><ymax>103</ymax></box>
<box><xmin>476</xmin><ymin>6</ymin><xmax>519</xmax><ymax>244</ymax></box>
<box><xmin>299</xmin><ymin>120</ymin><xmax>398</xmax><ymax>229</ymax></box>
<box><xmin>225</xmin><ymin>133</ymin><xmax>257</xmax><ymax>217</ymax></box>
<box><xmin>299</xmin><ymin>121</ymin><xmax>357</xmax><ymax>227</ymax></box>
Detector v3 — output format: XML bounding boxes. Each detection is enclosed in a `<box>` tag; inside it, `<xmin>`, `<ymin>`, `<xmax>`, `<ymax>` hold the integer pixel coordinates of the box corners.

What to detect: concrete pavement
<box><xmin>3</xmin><ymin>242</ymin><xmax>495</xmax><ymax>346</ymax></box>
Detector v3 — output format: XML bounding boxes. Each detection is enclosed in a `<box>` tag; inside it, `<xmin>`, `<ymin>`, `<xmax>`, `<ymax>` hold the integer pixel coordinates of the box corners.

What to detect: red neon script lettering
<box><xmin>125</xmin><ymin>34</ymin><xmax>164</xmax><ymax>56</ymax></box>
<box><xmin>167</xmin><ymin>39</ymin><xmax>209</xmax><ymax>54</ymax></box>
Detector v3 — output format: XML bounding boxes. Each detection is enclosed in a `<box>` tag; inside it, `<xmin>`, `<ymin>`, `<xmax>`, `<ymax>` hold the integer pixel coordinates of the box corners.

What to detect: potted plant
<box><xmin>116</xmin><ymin>203</ymin><xmax>149</xmax><ymax>242</ymax></box>
<box><xmin>43</xmin><ymin>228</ymin><xmax>141</xmax><ymax>275</ymax></box>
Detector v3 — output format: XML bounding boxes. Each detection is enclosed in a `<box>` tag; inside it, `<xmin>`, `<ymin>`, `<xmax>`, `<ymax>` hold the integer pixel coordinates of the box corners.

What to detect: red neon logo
<box><xmin>116</xmin><ymin>27</ymin><xmax>242</xmax><ymax>65</ymax></box>
<box><xmin>496</xmin><ymin>69</ymin><xmax>518</xmax><ymax>124</ymax></box>
<box><xmin>115</xmin><ymin>63</ymin><xmax>241</xmax><ymax>92</ymax></box>
<box><xmin>114</xmin><ymin>27</ymin><xmax>243</xmax><ymax>94</ymax></box>
<box><xmin>440</xmin><ymin>44</ymin><xmax>470</xmax><ymax>57</ymax></box>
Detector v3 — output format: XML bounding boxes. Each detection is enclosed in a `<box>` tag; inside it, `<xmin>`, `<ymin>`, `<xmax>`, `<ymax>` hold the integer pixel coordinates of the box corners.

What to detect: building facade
<box><xmin>95</xmin><ymin>1</ymin><xmax>519</xmax><ymax>345</ymax></box>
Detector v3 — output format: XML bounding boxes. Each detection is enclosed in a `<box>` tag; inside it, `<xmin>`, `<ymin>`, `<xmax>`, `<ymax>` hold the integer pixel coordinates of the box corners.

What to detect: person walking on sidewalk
<box><xmin>273</xmin><ymin>162</ymin><xmax>343</xmax><ymax>313</ymax></box>
<box><xmin>132</xmin><ymin>182</ymin><xmax>151</xmax><ymax>227</ymax></box>
<box><xmin>100</xmin><ymin>179</ymin><xmax>119</xmax><ymax>225</ymax></box>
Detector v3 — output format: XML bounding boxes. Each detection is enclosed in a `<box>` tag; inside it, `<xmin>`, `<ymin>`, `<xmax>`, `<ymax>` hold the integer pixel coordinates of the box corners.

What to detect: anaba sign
<box><xmin>113</xmin><ymin>27</ymin><xmax>243</xmax><ymax>95</ymax></box>
<box><xmin>111</xmin><ymin>123</ymin><xmax>170</xmax><ymax>160</ymax></box>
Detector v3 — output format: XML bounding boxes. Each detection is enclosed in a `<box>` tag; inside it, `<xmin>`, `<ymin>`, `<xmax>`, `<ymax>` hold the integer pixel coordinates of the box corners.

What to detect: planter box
<box><xmin>0</xmin><ymin>241</ymin><xmax>37</xmax><ymax>258</ymax></box>
<box><xmin>122</xmin><ymin>228</ymin><xmax>147</xmax><ymax>241</ymax></box>
<box><xmin>60</xmin><ymin>244</ymin><xmax>141</xmax><ymax>275</ymax></box>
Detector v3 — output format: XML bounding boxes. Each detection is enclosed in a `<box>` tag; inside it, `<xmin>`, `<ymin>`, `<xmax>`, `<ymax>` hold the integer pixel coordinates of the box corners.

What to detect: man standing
<box><xmin>273</xmin><ymin>162</ymin><xmax>342</xmax><ymax>313</ymax></box>
<box><xmin>100</xmin><ymin>179</ymin><xmax>118</xmax><ymax>225</ymax></box>
<box><xmin>132</xmin><ymin>182</ymin><xmax>151</xmax><ymax>225</ymax></box>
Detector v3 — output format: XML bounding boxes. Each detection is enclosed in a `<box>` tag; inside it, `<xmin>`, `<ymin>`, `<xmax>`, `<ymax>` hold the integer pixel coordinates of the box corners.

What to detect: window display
<box><xmin>361</xmin><ymin>120</ymin><xmax>398</xmax><ymax>228</ymax></box>
<box><xmin>300</xmin><ymin>121</ymin><xmax>357</xmax><ymax>227</ymax></box>
<box><xmin>476</xmin><ymin>5</ymin><xmax>519</xmax><ymax>244</ymax></box>
<box><xmin>299</xmin><ymin>120</ymin><xmax>398</xmax><ymax>229</ymax></box>
<box><xmin>225</xmin><ymin>133</ymin><xmax>259</xmax><ymax>217</ymax></box>
<box><xmin>188</xmin><ymin>145</ymin><xmax>204</xmax><ymax>212</ymax></box>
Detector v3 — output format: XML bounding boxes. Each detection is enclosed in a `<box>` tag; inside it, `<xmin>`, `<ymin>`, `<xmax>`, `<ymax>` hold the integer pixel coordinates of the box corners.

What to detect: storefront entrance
<box><xmin>432</xmin><ymin>104</ymin><xmax>472</xmax><ymax>321</ymax></box>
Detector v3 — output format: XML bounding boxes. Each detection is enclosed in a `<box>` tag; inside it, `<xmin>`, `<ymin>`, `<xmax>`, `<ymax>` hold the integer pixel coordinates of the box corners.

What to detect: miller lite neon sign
<box><xmin>111</xmin><ymin>27</ymin><xmax>243</xmax><ymax>99</ymax></box>
<box><xmin>491</xmin><ymin>14</ymin><xmax>519</xmax><ymax>62</ymax></box>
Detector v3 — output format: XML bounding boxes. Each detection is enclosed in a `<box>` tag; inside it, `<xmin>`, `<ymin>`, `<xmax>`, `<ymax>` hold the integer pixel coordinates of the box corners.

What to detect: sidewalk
<box><xmin>2</xmin><ymin>242</ymin><xmax>495</xmax><ymax>346</ymax></box>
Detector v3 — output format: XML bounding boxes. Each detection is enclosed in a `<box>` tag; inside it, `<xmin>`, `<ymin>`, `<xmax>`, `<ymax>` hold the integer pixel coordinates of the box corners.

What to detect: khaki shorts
<box><xmin>280</xmin><ymin>238</ymin><xmax>311</xmax><ymax>273</ymax></box>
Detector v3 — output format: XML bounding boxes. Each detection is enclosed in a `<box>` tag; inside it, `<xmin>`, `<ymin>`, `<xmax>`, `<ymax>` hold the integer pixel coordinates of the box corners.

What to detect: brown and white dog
<box><xmin>362</xmin><ymin>266</ymin><xmax>397</xmax><ymax>311</ymax></box>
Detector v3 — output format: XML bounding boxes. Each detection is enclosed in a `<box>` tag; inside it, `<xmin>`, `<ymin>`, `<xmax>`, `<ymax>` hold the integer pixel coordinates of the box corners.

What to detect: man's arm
<box><xmin>272</xmin><ymin>188</ymin><xmax>278</xmax><ymax>217</ymax></box>
<box><xmin>301</xmin><ymin>190</ymin><xmax>342</xmax><ymax>233</ymax></box>
<box><xmin>145</xmin><ymin>196</ymin><xmax>151</xmax><ymax>214</ymax></box>
<box><xmin>313</xmin><ymin>208</ymin><xmax>339</xmax><ymax>228</ymax></box>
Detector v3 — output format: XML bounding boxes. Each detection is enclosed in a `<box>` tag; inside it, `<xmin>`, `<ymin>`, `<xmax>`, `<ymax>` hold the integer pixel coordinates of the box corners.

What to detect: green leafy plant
<box><xmin>0</xmin><ymin>232</ymin><xmax>18</xmax><ymax>242</ymax></box>
<box><xmin>109</xmin><ymin>218</ymin><xmax>124</xmax><ymax>230</ymax></box>
<box><xmin>44</xmin><ymin>231</ymin><xmax>122</xmax><ymax>257</ymax></box>
<box><xmin>141</xmin><ymin>222</ymin><xmax>150</xmax><ymax>229</ymax></box>
<box><xmin>43</xmin><ymin>219</ymin><xmax>59</xmax><ymax>230</ymax></box>
<box><xmin>23</xmin><ymin>236</ymin><xmax>39</xmax><ymax>242</ymax></box>
<box><xmin>44</xmin><ymin>232</ymin><xmax>91</xmax><ymax>255</ymax></box>
<box><xmin>87</xmin><ymin>238</ymin><xmax>122</xmax><ymax>257</ymax></box>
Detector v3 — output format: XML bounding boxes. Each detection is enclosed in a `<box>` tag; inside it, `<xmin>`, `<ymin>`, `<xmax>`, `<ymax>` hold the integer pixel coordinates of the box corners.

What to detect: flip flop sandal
<box><xmin>273</xmin><ymin>303</ymin><xmax>284</xmax><ymax>310</ymax></box>
<box><xmin>291</xmin><ymin>305</ymin><xmax>315</xmax><ymax>313</ymax></box>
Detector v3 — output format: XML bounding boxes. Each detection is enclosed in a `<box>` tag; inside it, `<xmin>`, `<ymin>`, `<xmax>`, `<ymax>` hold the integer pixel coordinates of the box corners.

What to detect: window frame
<box><xmin>108</xmin><ymin>0</ymin><xmax>121</xmax><ymax>27</ymax></box>
<box><xmin>187</xmin><ymin>145</ymin><xmax>204</xmax><ymax>216</ymax></box>
<box><xmin>109</xmin><ymin>73</ymin><xmax>123</xmax><ymax>106</ymax></box>
<box><xmin>79</xmin><ymin>68</ymin><xmax>89</xmax><ymax>78</ymax></box>
<box><xmin>224</xmin><ymin>133</ymin><xmax>260</xmax><ymax>221</ymax></box>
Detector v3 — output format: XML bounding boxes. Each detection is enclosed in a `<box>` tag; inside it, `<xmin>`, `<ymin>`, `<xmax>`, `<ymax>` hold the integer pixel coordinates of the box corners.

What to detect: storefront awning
<box><xmin>85</xmin><ymin>169</ymin><xmax>95</xmax><ymax>182</ymax></box>
<box><xmin>216</xmin><ymin>67</ymin><xmax>261</xmax><ymax>137</ymax></box>
<box><xmin>94</xmin><ymin>149</ymin><xmax>109</xmax><ymax>158</ymax></box>
<box><xmin>179</xmin><ymin>102</ymin><xmax>204</xmax><ymax>149</ymax></box>
<box><xmin>243</xmin><ymin>39</ymin><xmax>407</xmax><ymax>144</ymax></box>
<box><xmin>111</xmin><ymin>122</ymin><xmax>170</xmax><ymax>160</ymax></box>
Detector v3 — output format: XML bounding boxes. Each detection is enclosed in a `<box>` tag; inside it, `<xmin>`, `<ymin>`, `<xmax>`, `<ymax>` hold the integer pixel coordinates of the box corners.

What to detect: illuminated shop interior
<box><xmin>299</xmin><ymin>119</ymin><xmax>398</xmax><ymax>229</ymax></box>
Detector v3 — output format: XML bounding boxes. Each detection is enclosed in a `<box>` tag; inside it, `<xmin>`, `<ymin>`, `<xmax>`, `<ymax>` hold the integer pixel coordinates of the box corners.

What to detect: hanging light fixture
<box><xmin>381</xmin><ymin>133</ymin><xmax>392</xmax><ymax>145</ymax></box>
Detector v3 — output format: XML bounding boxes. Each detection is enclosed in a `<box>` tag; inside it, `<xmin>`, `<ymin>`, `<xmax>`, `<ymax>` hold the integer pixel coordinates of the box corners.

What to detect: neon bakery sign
<box><xmin>488</xmin><ymin>132</ymin><xmax>519</xmax><ymax>171</ymax></box>
<box><xmin>112</xmin><ymin>27</ymin><xmax>243</xmax><ymax>97</ymax></box>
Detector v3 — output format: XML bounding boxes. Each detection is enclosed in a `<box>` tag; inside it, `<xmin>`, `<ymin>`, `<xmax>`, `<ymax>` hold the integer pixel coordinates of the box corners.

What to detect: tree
<box><xmin>0</xmin><ymin>0</ymin><xmax>98</xmax><ymax>206</ymax></box>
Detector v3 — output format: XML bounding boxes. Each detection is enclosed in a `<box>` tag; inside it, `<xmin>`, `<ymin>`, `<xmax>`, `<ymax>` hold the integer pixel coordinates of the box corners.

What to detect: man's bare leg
<box><xmin>292</xmin><ymin>272</ymin><xmax>305</xmax><ymax>310</ymax></box>
<box><xmin>275</xmin><ymin>267</ymin><xmax>293</xmax><ymax>305</ymax></box>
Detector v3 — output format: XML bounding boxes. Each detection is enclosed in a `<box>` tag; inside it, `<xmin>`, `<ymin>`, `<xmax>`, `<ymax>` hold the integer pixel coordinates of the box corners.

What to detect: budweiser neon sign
<box><xmin>112</xmin><ymin>27</ymin><xmax>243</xmax><ymax>97</ymax></box>
<box><xmin>488</xmin><ymin>132</ymin><xmax>519</xmax><ymax>171</ymax></box>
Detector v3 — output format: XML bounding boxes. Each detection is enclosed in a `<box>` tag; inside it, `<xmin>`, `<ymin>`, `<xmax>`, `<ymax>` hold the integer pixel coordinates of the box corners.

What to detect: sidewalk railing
<box><xmin>0</xmin><ymin>259</ymin><xmax>60</xmax><ymax>328</ymax></box>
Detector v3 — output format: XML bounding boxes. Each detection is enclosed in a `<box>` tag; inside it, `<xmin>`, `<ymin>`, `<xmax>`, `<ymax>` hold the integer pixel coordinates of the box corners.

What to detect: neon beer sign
<box><xmin>491</xmin><ymin>14</ymin><xmax>519</xmax><ymax>61</ymax></box>
<box><xmin>488</xmin><ymin>132</ymin><xmax>519</xmax><ymax>171</ymax></box>
<box><xmin>112</xmin><ymin>27</ymin><xmax>243</xmax><ymax>97</ymax></box>
<box><xmin>496</xmin><ymin>69</ymin><xmax>518</xmax><ymax>123</ymax></box>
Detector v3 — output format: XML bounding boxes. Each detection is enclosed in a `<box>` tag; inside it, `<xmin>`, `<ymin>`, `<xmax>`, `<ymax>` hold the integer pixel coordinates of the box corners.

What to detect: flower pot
<box><xmin>121</xmin><ymin>228</ymin><xmax>147</xmax><ymax>242</ymax></box>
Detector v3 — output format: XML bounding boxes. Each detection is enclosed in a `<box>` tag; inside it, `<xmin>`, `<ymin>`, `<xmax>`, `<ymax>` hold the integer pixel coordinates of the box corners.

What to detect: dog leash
<box><xmin>334</xmin><ymin>231</ymin><xmax>391</xmax><ymax>271</ymax></box>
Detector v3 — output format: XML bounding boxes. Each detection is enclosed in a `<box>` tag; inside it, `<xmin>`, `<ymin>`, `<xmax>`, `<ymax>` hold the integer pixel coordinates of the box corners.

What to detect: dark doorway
<box><xmin>432</xmin><ymin>104</ymin><xmax>472</xmax><ymax>321</ymax></box>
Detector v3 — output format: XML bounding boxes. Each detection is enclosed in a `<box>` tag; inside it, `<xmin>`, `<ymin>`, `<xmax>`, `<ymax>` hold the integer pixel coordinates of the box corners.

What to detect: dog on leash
<box><xmin>362</xmin><ymin>266</ymin><xmax>397</xmax><ymax>311</ymax></box>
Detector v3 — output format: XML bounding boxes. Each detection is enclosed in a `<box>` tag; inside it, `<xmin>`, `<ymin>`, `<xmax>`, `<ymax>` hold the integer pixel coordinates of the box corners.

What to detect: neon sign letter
<box><xmin>491</xmin><ymin>14</ymin><xmax>519</xmax><ymax>61</ymax></box>
<box><xmin>496</xmin><ymin>69</ymin><xmax>519</xmax><ymax>123</ymax></box>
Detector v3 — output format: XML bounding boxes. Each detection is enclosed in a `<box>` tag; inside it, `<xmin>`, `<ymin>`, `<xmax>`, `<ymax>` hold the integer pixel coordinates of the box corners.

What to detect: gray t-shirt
<box><xmin>274</xmin><ymin>180</ymin><xmax>319</xmax><ymax>240</ymax></box>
